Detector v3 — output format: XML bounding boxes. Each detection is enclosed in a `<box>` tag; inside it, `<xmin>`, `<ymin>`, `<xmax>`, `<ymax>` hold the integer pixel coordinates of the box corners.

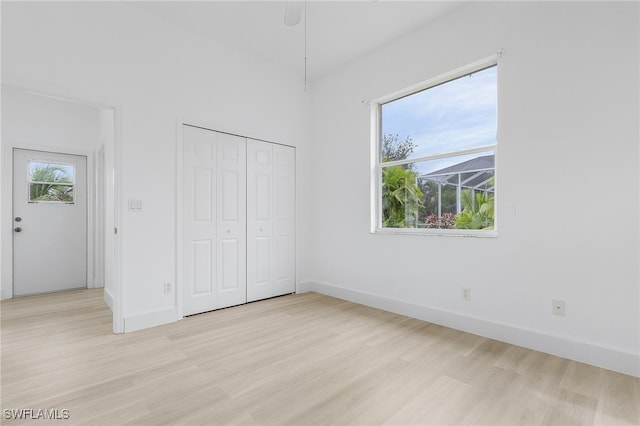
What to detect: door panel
<box><xmin>183</xmin><ymin>126</ymin><xmax>217</xmax><ymax>315</ymax></box>
<box><xmin>183</xmin><ymin>126</ymin><xmax>246</xmax><ymax>315</ymax></box>
<box><xmin>221</xmin><ymin>171</ymin><xmax>240</xmax><ymax>222</ymax></box>
<box><xmin>255</xmin><ymin>174</ymin><xmax>271</xmax><ymax>220</ymax></box>
<box><xmin>272</xmin><ymin>145</ymin><xmax>295</xmax><ymax>296</ymax></box>
<box><xmin>274</xmin><ymin>236</ymin><xmax>289</xmax><ymax>279</ymax></box>
<box><xmin>220</xmin><ymin>239</ymin><xmax>239</xmax><ymax>290</ymax></box>
<box><xmin>216</xmin><ymin>133</ymin><xmax>246</xmax><ymax>308</ymax></box>
<box><xmin>12</xmin><ymin>149</ymin><xmax>88</xmax><ymax>296</ymax></box>
<box><xmin>255</xmin><ymin>237</ymin><xmax>270</xmax><ymax>284</ymax></box>
<box><xmin>193</xmin><ymin>168</ymin><xmax>213</xmax><ymax>222</ymax></box>
<box><xmin>192</xmin><ymin>240</ymin><xmax>213</xmax><ymax>295</ymax></box>
<box><xmin>247</xmin><ymin>140</ymin><xmax>295</xmax><ymax>302</ymax></box>
<box><xmin>247</xmin><ymin>140</ymin><xmax>273</xmax><ymax>302</ymax></box>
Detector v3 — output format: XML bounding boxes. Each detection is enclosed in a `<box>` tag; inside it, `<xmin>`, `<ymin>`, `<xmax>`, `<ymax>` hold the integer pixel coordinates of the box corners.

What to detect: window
<box><xmin>28</xmin><ymin>161</ymin><xmax>75</xmax><ymax>203</ymax></box>
<box><xmin>373</xmin><ymin>59</ymin><xmax>498</xmax><ymax>235</ymax></box>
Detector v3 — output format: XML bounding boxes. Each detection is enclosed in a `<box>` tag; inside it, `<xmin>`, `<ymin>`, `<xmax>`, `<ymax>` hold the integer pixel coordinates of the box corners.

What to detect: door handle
<box><xmin>14</xmin><ymin>227</ymin><xmax>22</xmax><ymax>233</ymax></box>
<box><xmin>15</xmin><ymin>217</ymin><xmax>21</xmax><ymax>222</ymax></box>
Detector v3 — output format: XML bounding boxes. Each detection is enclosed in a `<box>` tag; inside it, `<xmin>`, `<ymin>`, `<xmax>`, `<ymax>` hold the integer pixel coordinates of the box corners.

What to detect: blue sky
<box><xmin>381</xmin><ymin>65</ymin><xmax>497</xmax><ymax>175</ymax></box>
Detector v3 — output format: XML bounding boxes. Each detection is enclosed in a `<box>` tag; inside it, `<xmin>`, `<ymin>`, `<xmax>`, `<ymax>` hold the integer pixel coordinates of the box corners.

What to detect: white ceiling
<box><xmin>129</xmin><ymin>1</ymin><xmax>465</xmax><ymax>83</ymax></box>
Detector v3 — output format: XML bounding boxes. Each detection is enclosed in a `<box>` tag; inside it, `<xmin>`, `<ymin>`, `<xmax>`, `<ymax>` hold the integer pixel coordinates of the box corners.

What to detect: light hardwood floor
<box><xmin>1</xmin><ymin>289</ymin><xmax>638</xmax><ymax>425</ymax></box>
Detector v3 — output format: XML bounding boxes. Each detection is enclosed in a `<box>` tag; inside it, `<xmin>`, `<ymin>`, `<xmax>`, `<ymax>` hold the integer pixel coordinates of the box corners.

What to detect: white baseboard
<box><xmin>298</xmin><ymin>281</ymin><xmax>640</xmax><ymax>378</ymax></box>
<box><xmin>103</xmin><ymin>288</ymin><xmax>114</xmax><ymax>312</ymax></box>
<box><xmin>124</xmin><ymin>307</ymin><xmax>179</xmax><ymax>333</ymax></box>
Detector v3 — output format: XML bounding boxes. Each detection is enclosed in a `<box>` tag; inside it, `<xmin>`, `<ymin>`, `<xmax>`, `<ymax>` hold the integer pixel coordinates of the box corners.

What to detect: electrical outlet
<box><xmin>552</xmin><ymin>300</ymin><xmax>565</xmax><ymax>316</ymax></box>
<box><xmin>462</xmin><ymin>288</ymin><xmax>471</xmax><ymax>301</ymax></box>
<box><xmin>164</xmin><ymin>283</ymin><xmax>172</xmax><ymax>295</ymax></box>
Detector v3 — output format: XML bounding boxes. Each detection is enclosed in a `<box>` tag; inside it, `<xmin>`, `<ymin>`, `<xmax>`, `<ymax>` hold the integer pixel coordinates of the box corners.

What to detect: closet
<box><xmin>182</xmin><ymin>125</ymin><xmax>295</xmax><ymax>316</ymax></box>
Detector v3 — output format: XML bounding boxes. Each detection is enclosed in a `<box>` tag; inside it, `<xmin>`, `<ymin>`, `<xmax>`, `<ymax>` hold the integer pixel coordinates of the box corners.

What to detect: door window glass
<box><xmin>28</xmin><ymin>161</ymin><xmax>75</xmax><ymax>203</ymax></box>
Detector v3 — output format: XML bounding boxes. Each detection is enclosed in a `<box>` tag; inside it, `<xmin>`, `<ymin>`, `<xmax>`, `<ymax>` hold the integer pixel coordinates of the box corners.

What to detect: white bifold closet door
<box><xmin>183</xmin><ymin>126</ymin><xmax>247</xmax><ymax>316</ymax></box>
<box><xmin>247</xmin><ymin>139</ymin><xmax>295</xmax><ymax>302</ymax></box>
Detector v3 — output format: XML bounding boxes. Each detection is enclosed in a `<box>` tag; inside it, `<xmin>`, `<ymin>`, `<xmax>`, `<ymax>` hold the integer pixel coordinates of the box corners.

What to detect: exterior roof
<box><xmin>420</xmin><ymin>155</ymin><xmax>495</xmax><ymax>190</ymax></box>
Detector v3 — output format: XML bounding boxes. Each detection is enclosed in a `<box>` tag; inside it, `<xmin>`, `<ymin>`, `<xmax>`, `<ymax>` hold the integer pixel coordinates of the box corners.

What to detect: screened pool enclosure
<box><xmin>419</xmin><ymin>154</ymin><xmax>494</xmax><ymax>218</ymax></box>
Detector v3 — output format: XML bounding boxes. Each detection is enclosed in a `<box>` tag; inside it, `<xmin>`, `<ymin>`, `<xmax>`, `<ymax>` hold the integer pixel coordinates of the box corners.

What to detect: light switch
<box><xmin>128</xmin><ymin>199</ymin><xmax>142</xmax><ymax>211</ymax></box>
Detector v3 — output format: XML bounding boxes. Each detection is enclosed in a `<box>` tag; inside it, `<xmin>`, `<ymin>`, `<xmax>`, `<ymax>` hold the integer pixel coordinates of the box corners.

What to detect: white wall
<box><xmin>1</xmin><ymin>2</ymin><xmax>311</xmax><ymax>329</ymax></box>
<box><xmin>305</xmin><ymin>1</ymin><xmax>639</xmax><ymax>376</ymax></box>
<box><xmin>1</xmin><ymin>86</ymin><xmax>104</xmax><ymax>299</ymax></box>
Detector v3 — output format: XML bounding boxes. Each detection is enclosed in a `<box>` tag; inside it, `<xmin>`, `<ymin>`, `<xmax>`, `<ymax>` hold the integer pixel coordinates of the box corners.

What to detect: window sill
<box><xmin>373</xmin><ymin>228</ymin><xmax>497</xmax><ymax>238</ymax></box>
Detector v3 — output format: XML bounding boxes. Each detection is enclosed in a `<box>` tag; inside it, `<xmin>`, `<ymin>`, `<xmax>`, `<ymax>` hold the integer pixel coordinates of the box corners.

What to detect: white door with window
<box><xmin>12</xmin><ymin>149</ymin><xmax>87</xmax><ymax>296</ymax></box>
<box><xmin>182</xmin><ymin>126</ymin><xmax>246</xmax><ymax>315</ymax></box>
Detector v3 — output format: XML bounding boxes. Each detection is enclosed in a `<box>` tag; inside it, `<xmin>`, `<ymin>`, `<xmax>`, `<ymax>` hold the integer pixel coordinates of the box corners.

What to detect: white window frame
<box><xmin>27</xmin><ymin>160</ymin><xmax>77</xmax><ymax>204</ymax></box>
<box><xmin>370</xmin><ymin>56</ymin><xmax>499</xmax><ymax>237</ymax></box>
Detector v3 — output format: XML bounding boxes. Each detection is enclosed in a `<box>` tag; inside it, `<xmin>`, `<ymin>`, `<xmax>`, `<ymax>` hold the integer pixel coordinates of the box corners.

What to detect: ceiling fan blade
<box><xmin>284</xmin><ymin>1</ymin><xmax>303</xmax><ymax>26</ymax></box>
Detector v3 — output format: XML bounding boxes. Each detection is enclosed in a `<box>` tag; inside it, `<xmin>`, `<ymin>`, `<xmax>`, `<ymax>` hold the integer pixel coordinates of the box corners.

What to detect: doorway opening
<box><xmin>1</xmin><ymin>85</ymin><xmax>122</xmax><ymax>333</ymax></box>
